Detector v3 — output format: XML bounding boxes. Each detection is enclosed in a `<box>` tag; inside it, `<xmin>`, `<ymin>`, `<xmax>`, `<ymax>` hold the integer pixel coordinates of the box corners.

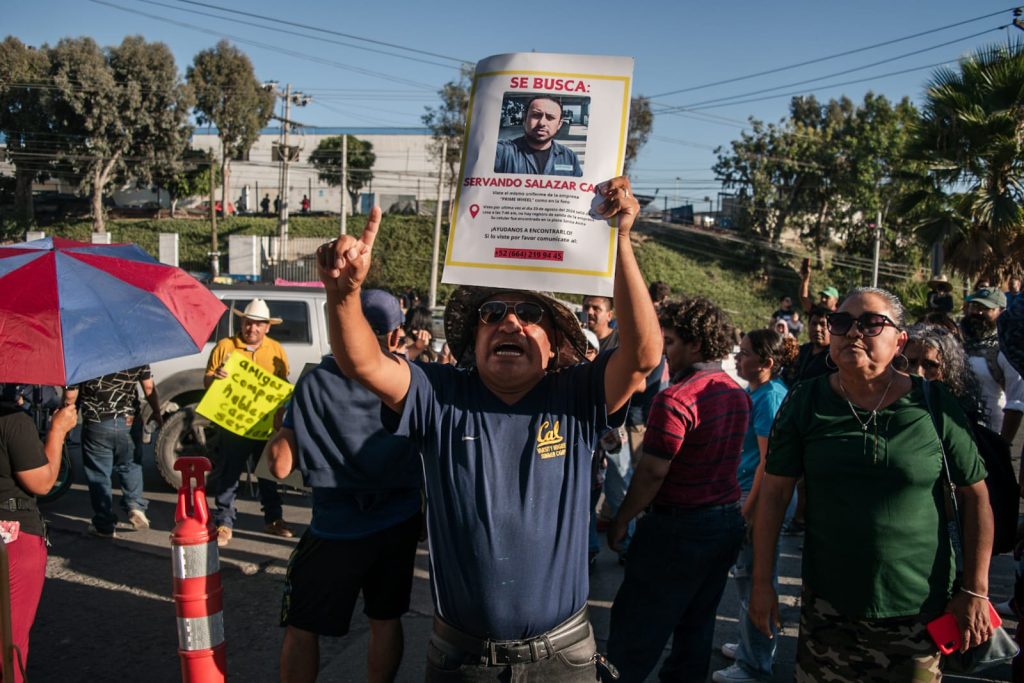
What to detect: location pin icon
<box><xmin>469</xmin><ymin>204</ymin><xmax>480</xmax><ymax>218</ymax></box>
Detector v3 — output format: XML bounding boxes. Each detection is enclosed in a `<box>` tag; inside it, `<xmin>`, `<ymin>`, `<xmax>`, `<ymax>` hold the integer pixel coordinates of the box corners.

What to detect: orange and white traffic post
<box><xmin>171</xmin><ymin>457</ymin><xmax>226</xmax><ymax>682</ymax></box>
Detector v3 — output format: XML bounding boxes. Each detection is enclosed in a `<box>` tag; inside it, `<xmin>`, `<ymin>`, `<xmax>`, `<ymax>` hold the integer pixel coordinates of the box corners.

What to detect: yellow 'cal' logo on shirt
<box><xmin>536</xmin><ymin>420</ymin><xmax>567</xmax><ymax>459</ymax></box>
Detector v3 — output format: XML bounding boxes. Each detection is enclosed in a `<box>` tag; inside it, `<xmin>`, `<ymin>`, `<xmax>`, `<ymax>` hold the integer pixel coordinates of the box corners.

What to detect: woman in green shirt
<box><xmin>748</xmin><ymin>287</ymin><xmax>994</xmax><ymax>682</ymax></box>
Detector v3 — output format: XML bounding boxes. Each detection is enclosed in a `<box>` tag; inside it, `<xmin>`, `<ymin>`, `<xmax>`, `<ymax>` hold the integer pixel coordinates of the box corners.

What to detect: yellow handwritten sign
<box><xmin>196</xmin><ymin>353</ymin><xmax>293</xmax><ymax>440</ymax></box>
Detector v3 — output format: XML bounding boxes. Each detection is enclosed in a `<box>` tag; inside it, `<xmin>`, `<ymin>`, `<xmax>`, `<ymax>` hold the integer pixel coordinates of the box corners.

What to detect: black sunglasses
<box><xmin>478</xmin><ymin>301</ymin><xmax>545</xmax><ymax>326</ymax></box>
<box><xmin>826</xmin><ymin>312</ymin><xmax>899</xmax><ymax>337</ymax></box>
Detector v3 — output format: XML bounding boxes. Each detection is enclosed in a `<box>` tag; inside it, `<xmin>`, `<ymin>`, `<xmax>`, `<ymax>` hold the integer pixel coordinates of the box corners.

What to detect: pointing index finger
<box><xmin>360</xmin><ymin>206</ymin><xmax>382</xmax><ymax>249</ymax></box>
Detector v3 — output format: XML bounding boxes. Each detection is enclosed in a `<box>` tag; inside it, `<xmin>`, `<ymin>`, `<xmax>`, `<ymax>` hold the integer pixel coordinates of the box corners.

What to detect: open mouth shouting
<box><xmin>491</xmin><ymin>340</ymin><xmax>527</xmax><ymax>359</ymax></box>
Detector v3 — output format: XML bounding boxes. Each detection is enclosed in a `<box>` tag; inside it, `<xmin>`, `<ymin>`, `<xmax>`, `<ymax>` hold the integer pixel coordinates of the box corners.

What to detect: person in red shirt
<box><xmin>606</xmin><ymin>297</ymin><xmax>751</xmax><ymax>683</ymax></box>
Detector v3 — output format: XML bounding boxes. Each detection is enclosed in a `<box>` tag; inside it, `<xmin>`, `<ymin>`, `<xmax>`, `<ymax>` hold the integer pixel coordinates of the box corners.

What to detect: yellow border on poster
<box><xmin>444</xmin><ymin>68</ymin><xmax>632</xmax><ymax>278</ymax></box>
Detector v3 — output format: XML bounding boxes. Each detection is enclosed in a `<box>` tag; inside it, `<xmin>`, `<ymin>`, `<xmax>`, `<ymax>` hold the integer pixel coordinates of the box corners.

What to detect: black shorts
<box><xmin>280</xmin><ymin>512</ymin><xmax>422</xmax><ymax>636</ymax></box>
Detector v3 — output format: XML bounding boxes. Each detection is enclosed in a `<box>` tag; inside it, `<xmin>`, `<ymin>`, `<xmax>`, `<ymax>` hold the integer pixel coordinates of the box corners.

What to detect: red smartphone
<box><xmin>926</xmin><ymin>604</ymin><xmax>1003</xmax><ymax>655</ymax></box>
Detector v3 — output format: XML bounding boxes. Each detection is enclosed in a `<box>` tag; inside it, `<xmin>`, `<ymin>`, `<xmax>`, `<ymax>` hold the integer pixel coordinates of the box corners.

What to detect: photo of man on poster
<box><xmin>494</xmin><ymin>94</ymin><xmax>586</xmax><ymax>177</ymax></box>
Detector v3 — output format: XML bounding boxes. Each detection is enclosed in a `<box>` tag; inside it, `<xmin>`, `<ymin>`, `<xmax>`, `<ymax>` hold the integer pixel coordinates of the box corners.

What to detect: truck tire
<box><xmin>156</xmin><ymin>405</ymin><xmax>220</xmax><ymax>489</ymax></box>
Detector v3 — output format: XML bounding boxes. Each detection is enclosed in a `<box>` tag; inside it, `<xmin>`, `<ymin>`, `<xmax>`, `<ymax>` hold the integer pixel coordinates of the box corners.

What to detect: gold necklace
<box><xmin>838</xmin><ymin>373</ymin><xmax>896</xmax><ymax>464</ymax></box>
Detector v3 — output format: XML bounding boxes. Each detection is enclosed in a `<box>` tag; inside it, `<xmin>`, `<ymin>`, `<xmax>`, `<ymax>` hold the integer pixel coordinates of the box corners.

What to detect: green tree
<box><xmin>714</xmin><ymin>93</ymin><xmax>920</xmax><ymax>263</ymax></box>
<box><xmin>46</xmin><ymin>37</ymin><xmax>116</xmax><ymax>231</ymax></box>
<box><xmin>187</xmin><ymin>40</ymin><xmax>274</xmax><ymax>220</ymax></box>
<box><xmin>910</xmin><ymin>41</ymin><xmax>1024</xmax><ymax>280</ymax></box>
<box><xmin>307</xmin><ymin>136</ymin><xmax>376</xmax><ymax>211</ymax></box>
<box><xmin>152</xmin><ymin>148</ymin><xmax>219</xmax><ymax>217</ymax></box>
<box><xmin>624</xmin><ymin>96</ymin><xmax>653</xmax><ymax>174</ymax></box>
<box><xmin>713</xmin><ymin>116</ymin><xmax>816</xmax><ymax>245</ymax></box>
<box><xmin>422</xmin><ymin>64</ymin><xmax>473</xmax><ymax>194</ymax></box>
<box><xmin>0</xmin><ymin>37</ymin><xmax>52</xmax><ymax>227</ymax></box>
<box><xmin>46</xmin><ymin>36</ymin><xmax>192</xmax><ymax>232</ymax></box>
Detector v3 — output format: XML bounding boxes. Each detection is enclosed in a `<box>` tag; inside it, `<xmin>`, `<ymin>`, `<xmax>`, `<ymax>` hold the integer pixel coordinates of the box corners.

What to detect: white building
<box><xmin>0</xmin><ymin>126</ymin><xmax>445</xmax><ymax>214</ymax></box>
<box><xmin>190</xmin><ymin>126</ymin><xmax>440</xmax><ymax>215</ymax></box>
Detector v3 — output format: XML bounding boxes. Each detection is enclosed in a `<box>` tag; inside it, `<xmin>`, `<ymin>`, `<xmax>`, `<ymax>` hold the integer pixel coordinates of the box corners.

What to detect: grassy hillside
<box><xmin>30</xmin><ymin>215</ymin><xmax>897</xmax><ymax>335</ymax></box>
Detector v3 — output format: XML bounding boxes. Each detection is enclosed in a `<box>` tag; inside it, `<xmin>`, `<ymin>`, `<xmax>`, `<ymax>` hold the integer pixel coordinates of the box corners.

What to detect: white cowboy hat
<box><xmin>231</xmin><ymin>298</ymin><xmax>283</xmax><ymax>325</ymax></box>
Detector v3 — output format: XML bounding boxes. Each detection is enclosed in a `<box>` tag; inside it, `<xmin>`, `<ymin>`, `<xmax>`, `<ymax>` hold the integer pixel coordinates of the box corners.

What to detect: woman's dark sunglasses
<box><xmin>478</xmin><ymin>301</ymin><xmax>545</xmax><ymax>326</ymax></box>
<box><xmin>826</xmin><ymin>312</ymin><xmax>899</xmax><ymax>337</ymax></box>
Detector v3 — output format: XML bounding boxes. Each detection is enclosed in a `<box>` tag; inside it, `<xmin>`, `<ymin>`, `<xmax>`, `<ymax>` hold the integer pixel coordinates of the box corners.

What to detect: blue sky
<box><xmin>6</xmin><ymin>0</ymin><xmax>1020</xmax><ymax>207</ymax></box>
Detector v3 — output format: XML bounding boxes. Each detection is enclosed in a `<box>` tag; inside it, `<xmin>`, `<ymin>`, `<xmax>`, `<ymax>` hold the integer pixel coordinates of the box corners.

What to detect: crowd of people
<box><xmin>1</xmin><ymin>175</ymin><xmax>1023</xmax><ymax>682</ymax></box>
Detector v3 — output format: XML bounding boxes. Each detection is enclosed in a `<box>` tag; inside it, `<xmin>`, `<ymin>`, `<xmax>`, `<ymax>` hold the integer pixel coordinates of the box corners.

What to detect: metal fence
<box><xmin>262</xmin><ymin>257</ymin><xmax>319</xmax><ymax>283</ymax></box>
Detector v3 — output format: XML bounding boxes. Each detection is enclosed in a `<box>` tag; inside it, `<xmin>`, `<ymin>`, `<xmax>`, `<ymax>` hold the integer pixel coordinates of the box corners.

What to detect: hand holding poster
<box><xmin>443</xmin><ymin>52</ymin><xmax>634</xmax><ymax>296</ymax></box>
<box><xmin>196</xmin><ymin>353</ymin><xmax>293</xmax><ymax>440</ymax></box>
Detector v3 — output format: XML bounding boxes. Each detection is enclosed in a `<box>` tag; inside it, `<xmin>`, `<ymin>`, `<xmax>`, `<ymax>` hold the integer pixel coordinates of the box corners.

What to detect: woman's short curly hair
<box><xmin>659</xmin><ymin>297</ymin><xmax>735</xmax><ymax>361</ymax></box>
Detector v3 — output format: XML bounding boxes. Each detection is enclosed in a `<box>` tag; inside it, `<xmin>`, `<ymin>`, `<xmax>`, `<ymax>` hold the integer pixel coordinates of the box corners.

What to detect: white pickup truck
<box><xmin>149</xmin><ymin>285</ymin><xmax>331</xmax><ymax>487</ymax></box>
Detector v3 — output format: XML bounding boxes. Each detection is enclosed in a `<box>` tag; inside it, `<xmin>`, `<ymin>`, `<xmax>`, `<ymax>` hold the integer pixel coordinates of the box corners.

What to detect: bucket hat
<box><xmin>927</xmin><ymin>274</ymin><xmax>953</xmax><ymax>292</ymax></box>
<box><xmin>444</xmin><ymin>286</ymin><xmax>587</xmax><ymax>369</ymax></box>
<box><xmin>231</xmin><ymin>298</ymin><xmax>283</xmax><ymax>324</ymax></box>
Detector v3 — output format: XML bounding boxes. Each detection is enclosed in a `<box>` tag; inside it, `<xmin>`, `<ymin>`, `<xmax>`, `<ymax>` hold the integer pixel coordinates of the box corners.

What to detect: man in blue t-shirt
<box><xmin>315</xmin><ymin>177</ymin><xmax>661</xmax><ymax>681</ymax></box>
<box><xmin>267</xmin><ymin>289</ymin><xmax>423</xmax><ymax>683</ymax></box>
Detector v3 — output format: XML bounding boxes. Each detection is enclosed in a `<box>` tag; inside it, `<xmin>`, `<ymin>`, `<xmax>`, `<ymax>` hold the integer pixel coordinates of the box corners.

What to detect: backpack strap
<box><xmin>921</xmin><ymin>379</ymin><xmax>964</xmax><ymax>573</ymax></box>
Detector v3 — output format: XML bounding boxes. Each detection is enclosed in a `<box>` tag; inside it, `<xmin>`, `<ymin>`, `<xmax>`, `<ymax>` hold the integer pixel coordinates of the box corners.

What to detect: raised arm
<box><xmin>600</xmin><ymin>177</ymin><xmax>663</xmax><ymax>414</ymax></box>
<box><xmin>317</xmin><ymin>208</ymin><xmax>410</xmax><ymax>412</ymax></box>
<box><xmin>798</xmin><ymin>264</ymin><xmax>813</xmax><ymax>314</ymax></box>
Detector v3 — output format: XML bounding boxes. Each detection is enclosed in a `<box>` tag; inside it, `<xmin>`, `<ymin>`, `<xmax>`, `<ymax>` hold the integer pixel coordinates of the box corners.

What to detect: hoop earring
<box><xmin>824</xmin><ymin>353</ymin><xmax>837</xmax><ymax>370</ymax></box>
<box><xmin>892</xmin><ymin>353</ymin><xmax>910</xmax><ymax>372</ymax></box>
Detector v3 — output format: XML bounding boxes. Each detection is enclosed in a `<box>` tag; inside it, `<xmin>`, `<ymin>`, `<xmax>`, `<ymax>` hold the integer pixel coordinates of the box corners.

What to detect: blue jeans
<box><xmin>81</xmin><ymin>416</ymin><xmax>147</xmax><ymax>533</ymax></box>
<box><xmin>732</xmin><ymin>533</ymin><xmax>779</xmax><ymax>679</ymax></box>
<box><xmin>605</xmin><ymin>504</ymin><xmax>745</xmax><ymax>683</ymax></box>
<box><xmin>211</xmin><ymin>429</ymin><xmax>283</xmax><ymax>528</ymax></box>
<box><xmin>602</xmin><ymin>445</ymin><xmax>635</xmax><ymax>554</ymax></box>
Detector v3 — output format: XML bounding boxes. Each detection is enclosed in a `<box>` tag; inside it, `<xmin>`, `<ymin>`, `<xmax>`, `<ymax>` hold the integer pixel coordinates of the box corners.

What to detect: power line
<box><xmin>683</xmin><ymin>58</ymin><xmax>958</xmax><ymax>111</ymax></box>
<box><xmin>647</xmin><ymin>6</ymin><xmax>1016</xmax><ymax>99</ymax></box>
<box><xmin>88</xmin><ymin>0</ymin><xmax>441</xmax><ymax>90</ymax></box>
<box><xmin>131</xmin><ymin>0</ymin><xmax>461</xmax><ymax>70</ymax></box>
<box><xmin>656</xmin><ymin>27</ymin><xmax>998</xmax><ymax>113</ymax></box>
<box><xmin>166</xmin><ymin>0</ymin><xmax>471</xmax><ymax>65</ymax></box>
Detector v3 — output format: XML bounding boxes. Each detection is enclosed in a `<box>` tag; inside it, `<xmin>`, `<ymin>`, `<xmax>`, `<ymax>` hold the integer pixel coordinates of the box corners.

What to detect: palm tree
<box><xmin>911</xmin><ymin>40</ymin><xmax>1024</xmax><ymax>279</ymax></box>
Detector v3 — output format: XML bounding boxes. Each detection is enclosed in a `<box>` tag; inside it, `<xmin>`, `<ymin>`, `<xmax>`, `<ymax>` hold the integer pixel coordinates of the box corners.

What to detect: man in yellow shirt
<box><xmin>205</xmin><ymin>298</ymin><xmax>293</xmax><ymax>547</ymax></box>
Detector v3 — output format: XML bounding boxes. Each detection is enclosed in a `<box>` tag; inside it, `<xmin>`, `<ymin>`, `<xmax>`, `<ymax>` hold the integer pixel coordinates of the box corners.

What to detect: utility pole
<box><xmin>429</xmin><ymin>140</ymin><xmax>447</xmax><ymax>309</ymax></box>
<box><xmin>340</xmin><ymin>133</ymin><xmax>348</xmax><ymax>236</ymax></box>
<box><xmin>871</xmin><ymin>209</ymin><xmax>881</xmax><ymax>288</ymax></box>
<box><xmin>209</xmin><ymin>156</ymin><xmax>219</xmax><ymax>278</ymax></box>
<box><xmin>279</xmin><ymin>83</ymin><xmax>292</xmax><ymax>259</ymax></box>
<box><xmin>264</xmin><ymin>82</ymin><xmax>310</xmax><ymax>261</ymax></box>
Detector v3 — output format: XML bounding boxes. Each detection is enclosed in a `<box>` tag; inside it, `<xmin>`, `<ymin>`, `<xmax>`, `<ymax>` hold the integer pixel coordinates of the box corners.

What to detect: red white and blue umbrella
<box><xmin>0</xmin><ymin>237</ymin><xmax>226</xmax><ymax>385</ymax></box>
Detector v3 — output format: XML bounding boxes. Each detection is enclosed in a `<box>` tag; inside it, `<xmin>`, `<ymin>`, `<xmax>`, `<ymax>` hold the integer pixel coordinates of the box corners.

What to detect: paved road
<box><xmin>26</xmin><ymin>444</ymin><xmax>1017</xmax><ymax>682</ymax></box>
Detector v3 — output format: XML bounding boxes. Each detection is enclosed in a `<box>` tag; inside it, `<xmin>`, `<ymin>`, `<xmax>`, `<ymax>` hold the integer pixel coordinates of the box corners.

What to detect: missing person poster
<box><xmin>442</xmin><ymin>52</ymin><xmax>634</xmax><ymax>296</ymax></box>
<box><xmin>196</xmin><ymin>353</ymin><xmax>293</xmax><ymax>440</ymax></box>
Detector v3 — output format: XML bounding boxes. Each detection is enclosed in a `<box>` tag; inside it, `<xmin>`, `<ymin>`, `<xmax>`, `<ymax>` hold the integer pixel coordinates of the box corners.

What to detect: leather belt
<box><xmin>431</xmin><ymin>606</ymin><xmax>591</xmax><ymax>666</ymax></box>
<box><xmin>0</xmin><ymin>498</ymin><xmax>35</xmax><ymax>512</ymax></box>
<box><xmin>649</xmin><ymin>501</ymin><xmax>740</xmax><ymax>516</ymax></box>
